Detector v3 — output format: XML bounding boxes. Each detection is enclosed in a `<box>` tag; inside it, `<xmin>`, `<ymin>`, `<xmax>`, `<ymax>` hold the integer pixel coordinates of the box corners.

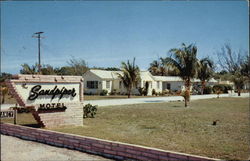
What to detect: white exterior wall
<box><xmin>83</xmin><ymin>72</ymin><xmax>103</xmax><ymax>94</ymax></box>
<box><xmin>149</xmin><ymin>81</ymin><xmax>162</xmax><ymax>94</ymax></box>
<box><xmin>154</xmin><ymin>81</ymin><xmax>162</xmax><ymax>93</ymax></box>
<box><xmin>102</xmin><ymin>79</ymin><xmax>113</xmax><ymax>94</ymax></box>
<box><xmin>170</xmin><ymin>81</ymin><xmax>184</xmax><ymax>91</ymax></box>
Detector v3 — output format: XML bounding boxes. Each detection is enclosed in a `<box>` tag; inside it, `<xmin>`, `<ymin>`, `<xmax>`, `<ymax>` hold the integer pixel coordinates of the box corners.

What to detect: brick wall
<box><xmin>0</xmin><ymin>123</ymin><xmax>219</xmax><ymax>161</ymax></box>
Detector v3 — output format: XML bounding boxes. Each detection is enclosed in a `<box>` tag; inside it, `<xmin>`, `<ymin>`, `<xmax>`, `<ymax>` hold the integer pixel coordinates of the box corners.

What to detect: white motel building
<box><xmin>83</xmin><ymin>69</ymin><xmax>218</xmax><ymax>96</ymax></box>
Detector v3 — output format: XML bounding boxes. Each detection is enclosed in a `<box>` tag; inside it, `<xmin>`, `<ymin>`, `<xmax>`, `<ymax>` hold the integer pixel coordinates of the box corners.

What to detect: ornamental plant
<box><xmin>83</xmin><ymin>103</ymin><xmax>97</xmax><ymax>118</ymax></box>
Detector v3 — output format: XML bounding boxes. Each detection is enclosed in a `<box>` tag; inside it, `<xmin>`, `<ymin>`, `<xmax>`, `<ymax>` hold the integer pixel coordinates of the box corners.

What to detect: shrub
<box><xmin>203</xmin><ymin>86</ymin><xmax>213</xmax><ymax>94</ymax></box>
<box><xmin>163</xmin><ymin>89</ymin><xmax>170</xmax><ymax>95</ymax></box>
<box><xmin>100</xmin><ymin>89</ymin><xmax>108</xmax><ymax>96</ymax></box>
<box><xmin>152</xmin><ymin>89</ymin><xmax>156</xmax><ymax>96</ymax></box>
<box><xmin>213</xmin><ymin>85</ymin><xmax>224</xmax><ymax>98</ymax></box>
<box><xmin>212</xmin><ymin>85</ymin><xmax>225</xmax><ymax>93</ymax></box>
<box><xmin>142</xmin><ymin>88</ymin><xmax>148</xmax><ymax>96</ymax></box>
<box><xmin>213</xmin><ymin>84</ymin><xmax>233</xmax><ymax>93</ymax></box>
<box><xmin>138</xmin><ymin>87</ymin><xmax>144</xmax><ymax>96</ymax></box>
<box><xmin>158</xmin><ymin>92</ymin><xmax>163</xmax><ymax>96</ymax></box>
<box><xmin>223</xmin><ymin>84</ymin><xmax>233</xmax><ymax>93</ymax></box>
<box><xmin>109</xmin><ymin>89</ymin><xmax>117</xmax><ymax>95</ymax></box>
<box><xmin>83</xmin><ymin>103</ymin><xmax>97</xmax><ymax>118</ymax></box>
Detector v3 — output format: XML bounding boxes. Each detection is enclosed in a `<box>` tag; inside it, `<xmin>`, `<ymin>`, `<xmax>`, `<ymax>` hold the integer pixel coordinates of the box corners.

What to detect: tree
<box><xmin>41</xmin><ymin>65</ymin><xmax>57</xmax><ymax>75</ymax></box>
<box><xmin>20</xmin><ymin>57</ymin><xmax>88</xmax><ymax>76</ymax></box>
<box><xmin>117</xmin><ymin>58</ymin><xmax>140</xmax><ymax>98</ymax></box>
<box><xmin>20</xmin><ymin>63</ymin><xmax>38</xmax><ymax>74</ymax></box>
<box><xmin>92</xmin><ymin>67</ymin><xmax>121</xmax><ymax>71</ymax></box>
<box><xmin>67</xmin><ymin>57</ymin><xmax>88</xmax><ymax>76</ymax></box>
<box><xmin>240</xmin><ymin>55</ymin><xmax>249</xmax><ymax>78</ymax></box>
<box><xmin>148</xmin><ymin>60</ymin><xmax>161</xmax><ymax>75</ymax></box>
<box><xmin>217</xmin><ymin>43</ymin><xmax>247</xmax><ymax>74</ymax></box>
<box><xmin>0</xmin><ymin>73</ymin><xmax>12</xmax><ymax>82</ymax></box>
<box><xmin>162</xmin><ymin>43</ymin><xmax>200</xmax><ymax>107</ymax></box>
<box><xmin>148</xmin><ymin>58</ymin><xmax>179</xmax><ymax>76</ymax></box>
<box><xmin>148</xmin><ymin>59</ymin><xmax>167</xmax><ymax>76</ymax></box>
<box><xmin>231</xmin><ymin>71</ymin><xmax>245</xmax><ymax>96</ymax></box>
<box><xmin>198</xmin><ymin>57</ymin><xmax>214</xmax><ymax>95</ymax></box>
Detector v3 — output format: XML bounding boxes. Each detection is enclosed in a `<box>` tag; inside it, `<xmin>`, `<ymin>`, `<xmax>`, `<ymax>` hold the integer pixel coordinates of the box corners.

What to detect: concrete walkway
<box><xmin>85</xmin><ymin>93</ymin><xmax>249</xmax><ymax>107</ymax></box>
<box><xmin>1</xmin><ymin>93</ymin><xmax>248</xmax><ymax>109</ymax></box>
<box><xmin>1</xmin><ymin>135</ymin><xmax>111</xmax><ymax>161</ymax></box>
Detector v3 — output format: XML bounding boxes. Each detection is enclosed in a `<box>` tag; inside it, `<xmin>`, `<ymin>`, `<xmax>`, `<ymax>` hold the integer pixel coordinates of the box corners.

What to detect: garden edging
<box><xmin>0</xmin><ymin>123</ymin><xmax>219</xmax><ymax>161</ymax></box>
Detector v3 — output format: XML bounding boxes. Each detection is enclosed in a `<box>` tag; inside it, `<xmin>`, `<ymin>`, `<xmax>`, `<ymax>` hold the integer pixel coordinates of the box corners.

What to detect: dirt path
<box><xmin>1</xmin><ymin>135</ymin><xmax>111</xmax><ymax>161</ymax></box>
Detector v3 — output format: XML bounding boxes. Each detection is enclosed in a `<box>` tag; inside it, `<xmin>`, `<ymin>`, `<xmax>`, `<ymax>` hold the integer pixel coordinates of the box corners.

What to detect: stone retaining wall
<box><xmin>0</xmin><ymin>123</ymin><xmax>219</xmax><ymax>161</ymax></box>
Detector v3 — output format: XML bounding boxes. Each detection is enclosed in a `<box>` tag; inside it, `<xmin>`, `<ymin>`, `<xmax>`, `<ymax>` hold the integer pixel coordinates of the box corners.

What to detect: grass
<box><xmin>2</xmin><ymin>97</ymin><xmax>249</xmax><ymax>160</ymax></box>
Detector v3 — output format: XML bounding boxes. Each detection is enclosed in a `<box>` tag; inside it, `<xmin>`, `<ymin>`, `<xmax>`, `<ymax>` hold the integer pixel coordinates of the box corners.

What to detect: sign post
<box><xmin>14</xmin><ymin>104</ymin><xmax>17</xmax><ymax>125</ymax></box>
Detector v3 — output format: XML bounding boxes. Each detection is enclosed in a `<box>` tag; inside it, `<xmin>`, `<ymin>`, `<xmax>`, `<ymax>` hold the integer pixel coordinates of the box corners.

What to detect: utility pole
<box><xmin>32</xmin><ymin>32</ymin><xmax>44</xmax><ymax>74</ymax></box>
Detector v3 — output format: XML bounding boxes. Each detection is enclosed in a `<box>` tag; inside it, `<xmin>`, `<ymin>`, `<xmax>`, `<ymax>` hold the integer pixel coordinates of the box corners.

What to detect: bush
<box><xmin>152</xmin><ymin>89</ymin><xmax>156</xmax><ymax>96</ymax></box>
<box><xmin>138</xmin><ymin>87</ymin><xmax>143</xmax><ymax>96</ymax></box>
<box><xmin>203</xmin><ymin>86</ymin><xmax>213</xmax><ymax>94</ymax></box>
<box><xmin>109</xmin><ymin>89</ymin><xmax>117</xmax><ymax>95</ymax></box>
<box><xmin>83</xmin><ymin>103</ymin><xmax>97</xmax><ymax>118</ymax></box>
<box><xmin>223</xmin><ymin>84</ymin><xmax>233</xmax><ymax>92</ymax></box>
<box><xmin>213</xmin><ymin>84</ymin><xmax>233</xmax><ymax>93</ymax></box>
<box><xmin>163</xmin><ymin>89</ymin><xmax>170</xmax><ymax>95</ymax></box>
<box><xmin>142</xmin><ymin>88</ymin><xmax>148</xmax><ymax>96</ymax></box>
<box><xmin>158</xmin><ymin>92</ymin><xmax>163</xmax><ymax>96</ymax></box>
<box><xmin>100</xmin><ymin>89</ymin><xmax>108</xmax><ymax>96</ymax></box>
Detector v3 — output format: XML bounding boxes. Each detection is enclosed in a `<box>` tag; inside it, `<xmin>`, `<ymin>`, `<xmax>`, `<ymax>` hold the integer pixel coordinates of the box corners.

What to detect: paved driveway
<box><xmin>1</xmin><ymin>135</ymin><xmax>111</xmax><ymax>161</ymax></box>
<box><xmin>85</xmin><ymin>93</ymin><xmax>249</xmax><ymax>107</ymax></box>
<box><xmin>1</xmin><ymin>93</ymin><xmax>248</xmax><ymax>109</ymax></box>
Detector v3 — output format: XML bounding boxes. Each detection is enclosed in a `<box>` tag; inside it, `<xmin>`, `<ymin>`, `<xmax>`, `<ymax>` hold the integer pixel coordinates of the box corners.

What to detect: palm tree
<box><xmin>198</xmin><ymin>57</ymin><xmax>214</xmax><ymax>95</ymax></box>
<box><xmin>148</xmin><ymin>59</ymin><xmax>167</xmax><ymax>76</ymax></box>
<box><xmin>20</xmin><ymin>63</ymin><xmax>38</xmax><ymax>74</ymax></box>
<box><xmin>117</xmin><ymin>58</ymin><xmax>140</xmax><ymax>98</ymax></box>
<box><xmin>148</xmin><ymin>60</ymin><xmax>161</xmax><ymax>76</ymax></box>
<box><xmin>162</xmin><ymin>43</ymin><xmax>200</xmax><ymax>107</ymax></box>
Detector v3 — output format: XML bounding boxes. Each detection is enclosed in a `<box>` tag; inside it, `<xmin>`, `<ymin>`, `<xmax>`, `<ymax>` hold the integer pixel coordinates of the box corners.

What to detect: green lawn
<box><xmin>2</xmin><ymin>97</ymin><xmax>249</xmax><ymax>160</ymax></box>
<box><xmin>52</xmin><ymin>98</ymin><xmax>249</xmax><ymax>160</ymax></box>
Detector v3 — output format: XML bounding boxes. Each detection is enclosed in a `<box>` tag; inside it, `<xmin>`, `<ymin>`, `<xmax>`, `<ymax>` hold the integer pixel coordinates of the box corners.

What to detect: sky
<box><xmin>1</xmin><ymin>0</ymin><xmax>249</xmax><ymax>74</ymax></box>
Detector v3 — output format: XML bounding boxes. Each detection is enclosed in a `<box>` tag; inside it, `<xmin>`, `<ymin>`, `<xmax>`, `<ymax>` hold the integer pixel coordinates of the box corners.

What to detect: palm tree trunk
<box><xmin>184</xmin><ymin>78</ymin><xmax>191</xmax><ymax>107</ymax></box>
<box><xmin>201</xmin><ymin>80</ymin><xmax>206</xmax><ymax>95</ymax></box>
<box><xmin>237</xmin><ymin>88</ymin><xmax>241</xmax><ymax>96</ymax></box>
<box><xmin>1</xmin><ymin>96</ymin><xmax>5</xmax><ymax>104</ymax></box>
<box><xmin>184</xmin><ymin>96</ymin><xmax>188</xmax><ymax>107</ymax></box>
<box><xmin>127</xmin><ymin>87</ymin><xmax>131</xmax><ymax>98</ymax></box>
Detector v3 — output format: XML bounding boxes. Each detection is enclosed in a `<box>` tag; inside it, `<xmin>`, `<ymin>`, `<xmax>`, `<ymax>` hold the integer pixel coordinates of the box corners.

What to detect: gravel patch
<box><xmin>1</xmin><ymin>135</ymin><xmax>112</xmax><ymax>161</ymax></box>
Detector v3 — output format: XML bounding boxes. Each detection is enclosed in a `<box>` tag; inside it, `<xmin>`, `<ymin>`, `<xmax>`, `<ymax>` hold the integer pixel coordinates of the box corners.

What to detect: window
<box><xmin>167</xmin><ymin>83</ymin><xmax>171</xmax><ymax>90</ymax></box>
<box><xmin>157</xmin><ymin>81</ymin><xmax>160</xmax><ymax>89</ymax></box>
<box><xmin>87</xmin><ymin>81</ymin><xmax>98</xmax><ymax>89</ymax></box>
<box><xmin>106</xmin><ymin>81</ymin><xmax>110</xmax><ymax>88</ymax></box>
